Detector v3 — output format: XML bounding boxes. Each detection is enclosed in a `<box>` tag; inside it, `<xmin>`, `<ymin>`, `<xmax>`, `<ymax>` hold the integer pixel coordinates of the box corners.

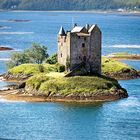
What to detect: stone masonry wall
<box><xmin>89</xmin><ymin>26</ymin><xmax>102</xmax><ymax>74</ymax></box>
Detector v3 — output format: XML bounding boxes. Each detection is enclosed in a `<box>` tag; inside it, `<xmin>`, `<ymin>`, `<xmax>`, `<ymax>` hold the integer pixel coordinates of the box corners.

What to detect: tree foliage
<box><xmin>7</xmin><ymin>43</ymin><xmax>49</xmax><ymax>69</ymax></box>
<box><xmin>0</xmin><ymin>0</ymin><xmax>139</xmax><ymax>10</ymax></box>
<box><xmin>46</xmin><ymin>53</ymin><xmax>57</xmax><ymax>64</ymax></box>
<box><xmin>26</xmin><ymin>43</ymin><xmax>49</xmax><ymax>64</ymax></box>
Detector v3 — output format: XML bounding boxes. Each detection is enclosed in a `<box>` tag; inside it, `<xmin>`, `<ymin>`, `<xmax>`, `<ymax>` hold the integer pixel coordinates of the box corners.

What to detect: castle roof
<box><xmin>76</xmin><ymin>33</ymin><xmax>90</xmax><ymax>36</ymax></box>
<box><xmin>88</xmin><ymin>25</ymin><xmax>96</xmax><ymax>33</ymax></box>
<box><xmin>71</xmin><ymin>26</ymin><xmax>83</xmax><ymax>33</ymax></box>
<box><xmin>58</xmin><ymin>26</ymin><xmax>66</xmax><ymax>35</ymax></box>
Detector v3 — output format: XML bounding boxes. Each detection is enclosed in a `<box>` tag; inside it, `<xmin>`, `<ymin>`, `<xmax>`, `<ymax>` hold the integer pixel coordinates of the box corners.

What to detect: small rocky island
<box><xmin>8</xmin><ymin>19</ymin><xmax>31</xmax><ymax>22</ymax></box>
<box><xmin>3</xmin><ymin>24</ymin><xmax>140</xmax><ymax>102</ymax></box>
<box><xmin>102</xmin><ymin>57</ymin><xmax>140</xmax><ymax>80</ymax></box>
<box><xmin>0</xmin><ymin>46</ymin><xmax>13</xmax><ymax>51</ymax></box>
<box><xmin>107</xmin><ymin>52</ymin><xmax>140</xmax><ymax>60</ymax></box>
<box><xmin>1</xmin><ymin>67</ymin><xmax>128</xmax><ymax>102</ymax></box>
<box><xmin>2</xmin><ymin>54</ymin><xmax>140</xmax><ymax>102</ymax></box>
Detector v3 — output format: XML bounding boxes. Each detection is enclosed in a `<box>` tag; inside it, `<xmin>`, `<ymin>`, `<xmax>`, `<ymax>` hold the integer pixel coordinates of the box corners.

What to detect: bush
<box><xmin>55</xmin><ymin>63</ymin><xmax>65</xmax><ymax>72</ymax></box>
<box><xmin>38</xmin><ymin>64</ymin><xmax>44</xmax><ymax>73</ymax></box>
<box><xmin>46</xmin><ymin>53</ymin><xmax>57</xmax><ymax>64</ymax></box>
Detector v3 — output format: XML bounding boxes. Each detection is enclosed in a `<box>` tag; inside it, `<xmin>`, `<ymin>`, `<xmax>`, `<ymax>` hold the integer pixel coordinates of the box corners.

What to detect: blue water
<box><xmin>0</xmin><ymin>11</ymin><xmax>140</xmax><ymax>140</ymax></box>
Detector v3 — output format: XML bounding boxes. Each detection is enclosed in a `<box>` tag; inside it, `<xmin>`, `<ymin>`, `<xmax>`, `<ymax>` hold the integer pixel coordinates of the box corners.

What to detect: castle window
<box><xmin>84</xmin><ymin>37</ymin><xmax>86</xmax><ymax>41</ymax></box>
<box><xmin>64</xmin><ymin>37</ymin><xmax>66</xmax><ymax>42</ymax></box>
<box><xmin>78</xmin><ymin>36</ymin><xmax>80</xmax><ymax>39</ymax></box>
<box><xmin>83</xmin><ymin>56</ymin><xmax>86</xmax><ymax>61</ymax></box>
<box><xmin>79</xmin><ymin>56</ymin><xmax>81</xmax><ymax>59</ymax></box>
<box><xmin>82</xmin><ymin>43</ymin><xmax>85</xmax><ymax>48</ymax></box>
<box><xmin>61</xmin><ymin>53</ymin><xmax>62</xmax><ymax>57</ymax></box>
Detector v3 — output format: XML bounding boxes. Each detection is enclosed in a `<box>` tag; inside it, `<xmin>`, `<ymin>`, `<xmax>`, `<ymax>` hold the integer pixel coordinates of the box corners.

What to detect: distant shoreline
<box><xmin>0</xmin><ymin>9</ymin><xmax>140</xmax><ymax>14</ymax></box>
<box><xmin>107</xmin><ymin>52</ymin><xmax>140</xmax><ymax>60</ymax></box>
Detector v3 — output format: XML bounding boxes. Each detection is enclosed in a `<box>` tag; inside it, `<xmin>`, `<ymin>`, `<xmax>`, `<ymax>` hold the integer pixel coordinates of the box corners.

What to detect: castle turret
<box><xmin>58</xmin><ymin>26</ymin><xmax>66</xmax><ymax>36</ymax></box>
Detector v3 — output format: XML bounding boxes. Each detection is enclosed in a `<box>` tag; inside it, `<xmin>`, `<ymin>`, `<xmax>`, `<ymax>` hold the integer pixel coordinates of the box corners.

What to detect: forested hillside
<box><xmin>0</xmin><ymin>0</ymin><xmax>139</xmax><ymax>11</ymax></box>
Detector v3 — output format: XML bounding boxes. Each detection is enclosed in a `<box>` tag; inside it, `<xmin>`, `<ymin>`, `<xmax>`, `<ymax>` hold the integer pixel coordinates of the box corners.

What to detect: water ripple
<box><xmin>0</xmin><ymin>32</ymin><xmax>34</xmax><ymax>35</ymax></box>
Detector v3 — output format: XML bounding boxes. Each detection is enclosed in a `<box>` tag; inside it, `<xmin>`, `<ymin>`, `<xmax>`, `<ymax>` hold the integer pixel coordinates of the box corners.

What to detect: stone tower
<box><xmin>58</xmin><ymin>24</ymin><xmax>102</xmax><ymax>74</ymax></box>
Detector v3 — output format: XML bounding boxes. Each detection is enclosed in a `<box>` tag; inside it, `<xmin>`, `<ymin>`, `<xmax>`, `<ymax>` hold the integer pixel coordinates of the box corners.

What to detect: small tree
<box><xmin>27</xmin><ymin>43</ymin><xmax>49</xmax><ymax>64</ymax></box>
<box><xmin>46</xmin><ymin>53</ymin><xmax>57</xmax><ymax>64</ymax></box>
<box><xmin>6</xmin><ymin>51</ymin><xmax>30</xmax><ymax>69</ymax></box>
<box><xmin>6</xmin><ymin>43</ymin><xmax>49</xmax><ymax>69</ymax></box>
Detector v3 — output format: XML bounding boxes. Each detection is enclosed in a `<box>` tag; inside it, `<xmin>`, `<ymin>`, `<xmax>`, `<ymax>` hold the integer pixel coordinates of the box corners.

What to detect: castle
<box><xmin>58</xmin><ymin>24</ymin><xmax>102</xmax><ymax>74</ymax></box>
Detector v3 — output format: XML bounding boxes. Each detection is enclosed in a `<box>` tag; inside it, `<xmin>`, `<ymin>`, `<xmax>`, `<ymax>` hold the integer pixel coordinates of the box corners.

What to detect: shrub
<box><xmin>46</xmin><ymin>53</ymin><xmax>57</xmax><ymax>64</ymax></box>
<box><xmin>55</xmin><ymin>63</ymin><xmax>65</xmax><ymax>72</ymax></box>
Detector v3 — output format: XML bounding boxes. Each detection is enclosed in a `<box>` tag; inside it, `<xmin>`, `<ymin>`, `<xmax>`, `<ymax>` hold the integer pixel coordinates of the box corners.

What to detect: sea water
<box><xmin>0</xmin><ymin>11</ymin><xmax>140</xmax><ymax>140</ymax></box>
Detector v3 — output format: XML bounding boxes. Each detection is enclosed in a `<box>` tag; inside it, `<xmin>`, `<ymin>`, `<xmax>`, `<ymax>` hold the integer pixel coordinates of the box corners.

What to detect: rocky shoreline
<box><xmin>0</xmin><ymin>72</ymin><xmax>128</xmax><ymax>103</ymax></box>
<box><xmin>0</xmin><ymin>86</ymin><xmax>128</xmax><ymax>103</ymax></box>
<box><xmin>103</xmin><ymin>68</ymin><xmax>140</xmax><ymax>80</ymax></box>
<box><xmin>2</xmin><ymin>72</ymin><xmax>32</xmax><ymax>81</ymax></box>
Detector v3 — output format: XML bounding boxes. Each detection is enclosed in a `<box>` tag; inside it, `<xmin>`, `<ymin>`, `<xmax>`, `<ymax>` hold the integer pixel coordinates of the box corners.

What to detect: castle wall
<box><xmin>89</xmin><ymin>27</ymin><xmax>102</xmax><ymax>74</ymax></box>
<box><xmin>70</xmin><ymin>34</ymin><xmax>90</xmax><ymax>70</ymax></box>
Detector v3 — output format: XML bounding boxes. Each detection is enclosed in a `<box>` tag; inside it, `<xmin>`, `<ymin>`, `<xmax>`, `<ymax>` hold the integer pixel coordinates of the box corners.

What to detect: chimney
<box><xmin>86</xmin><ymin>24</ymin><xmax>89</xmax><ymax>30</ymax></box>
<box><xmin>73</xmin><ymin>23</ymin><xmax>77</xmax><ymax>28</ymax></box>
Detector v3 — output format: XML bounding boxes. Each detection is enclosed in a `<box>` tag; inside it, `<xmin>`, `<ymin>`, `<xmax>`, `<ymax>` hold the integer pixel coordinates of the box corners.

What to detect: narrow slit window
<box><xmin>82</xmin><ymin>43</ymin><xmax>85</xmax><ymax>48</ymax></box>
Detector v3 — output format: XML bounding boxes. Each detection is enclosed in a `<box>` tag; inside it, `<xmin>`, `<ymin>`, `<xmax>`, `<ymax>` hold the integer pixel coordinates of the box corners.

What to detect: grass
<box><xmin>9</xmin><ymin>57</ymin><xmax>133</xmax><ymax>75</ymax></box>
<box><xmin>9</xmin><ymin>64</ymin><xmax>45</xmax><ymax>75</ymax></box>
<box><xmin>102</xmin><ymin>57</ymin><xmax>132</xmax><ymax>73</ymax></box>
<box><xmin>107</xmin><ymin>52</ymin><xmax>134</xmax><ymax>58</ymax></box>
<box><xmin>8</xmin><ymin>60</ymin><xmax>128</xmax><ymax>95</ymax></box>
<box><xmin>26</xmin><ymin>72</ymin><xmax>123</xmax><ymax>95</ymax></box>
<box><xmin>9</xmin><ymin>63</ymin><xmax>61</xmax><ymax>75</ymax></box>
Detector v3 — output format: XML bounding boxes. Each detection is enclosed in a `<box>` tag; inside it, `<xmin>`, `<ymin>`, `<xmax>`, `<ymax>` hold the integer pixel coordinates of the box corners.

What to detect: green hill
<box><xmin>0</xmin><ymin>0</ymin><xmax>139</xmax><ymax>11</ymax></box>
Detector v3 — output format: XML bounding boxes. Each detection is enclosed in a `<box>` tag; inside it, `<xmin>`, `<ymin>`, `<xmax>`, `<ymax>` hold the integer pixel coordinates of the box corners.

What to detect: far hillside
<box><xmin>0</xmin><ymin>0</ymin><xmax>139</xmax><ymax>11</ymax></box>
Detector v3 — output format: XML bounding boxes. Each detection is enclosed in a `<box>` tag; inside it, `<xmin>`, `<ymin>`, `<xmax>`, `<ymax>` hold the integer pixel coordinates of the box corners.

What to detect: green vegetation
<box><xmin>7</xmin><ymin>57</ymin><xmax>129</xmax><ymax>97</ymax></box>
<box><xmin>9</xmin><ymin>63</ymin><xmax>65</xmax><ymax>75</ymax></box>
<box><xmin>7</xmin><ymin>43</ymin><xmax>49</xmax><ymax>69</ymax></box>
<box><xmin>9</xmin><ymin>64</ymin><xmax>46</xmax><ymax>75</ymax></box>
<box><xmin>46</xmin><ymin>53</ymin><xmax>57</xmax><ymax>64</ymax></box>
<box><xmin>0</xmin><ymin>0</ymin><xmax>139</xmax><ymax>11</ymax></box>
<box><xmin>102</xmin><ymin>57</ymin><xmax>132</xmax><ymax>73</ymax></box>
<box><xmin>111</xmin><ymin>52</ymin><xmax>130</xmax><ymax>56</ymax></box>
<box><xmin>108</xmin><ymin>52</ymin><xmax>132</xmax><ymax>58</ymax></box>
<box><xmin>26</xmin><ymin>72</ymin><xmax>123</xmax><ymax>95</ymax></box>
<box><xmin>107</xmin><ymin>52</ymin><xmax>140</xmax><ymax>59</ymax></box>
<box><xmin>8</xmin><ymin>56</ymin><xmax>133</xmax><ymax>75</ymax></box>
